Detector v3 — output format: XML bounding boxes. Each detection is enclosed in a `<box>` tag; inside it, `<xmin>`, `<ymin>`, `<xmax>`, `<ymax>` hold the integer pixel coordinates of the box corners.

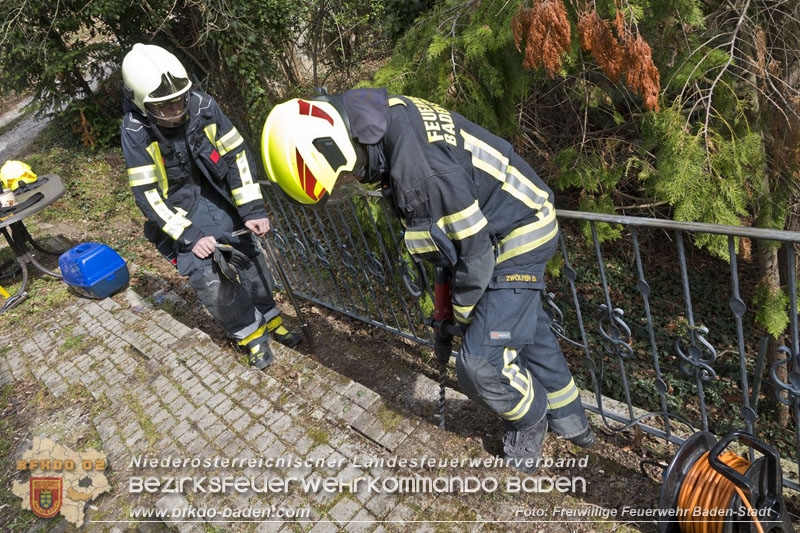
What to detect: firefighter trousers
<box><xmin>456</xmin><ymin>275</ymin><xmax>589</xmax><ymax>436</ymax></box>
<box><xmin>175</xmin><ymin>195</ymin><xmax>280</xmax><ymax>342</ymax></box>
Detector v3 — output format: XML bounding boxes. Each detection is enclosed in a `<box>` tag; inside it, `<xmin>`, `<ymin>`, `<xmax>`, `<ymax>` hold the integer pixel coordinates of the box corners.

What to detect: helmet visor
<box><xmin>149</xmin><ymin>73</ymin><xmax>191</xmax><ymax>99</ymax></box>
<box><xmin>145</xmin><ymin>93</ymin><xmax>189</xmax><ymax>127</ymax></box>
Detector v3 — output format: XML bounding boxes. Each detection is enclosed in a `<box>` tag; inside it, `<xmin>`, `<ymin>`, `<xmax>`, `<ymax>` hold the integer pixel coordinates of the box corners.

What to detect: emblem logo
<box><xmin>30</xmin><ymin>477</ymin><xmax>62</xmax><ymax>518</ymax></box>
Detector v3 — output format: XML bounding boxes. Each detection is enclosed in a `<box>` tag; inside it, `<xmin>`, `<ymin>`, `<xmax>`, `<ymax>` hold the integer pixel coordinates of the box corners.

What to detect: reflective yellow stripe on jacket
<box><xmin>231</xmin><ymin>151</ymin><xmax>262</xmax><ymax>206</ymax></box>
<box><xmin>436</xmin><ymin>200</ymin><xmax>487</xmax><ymax>240</ymax></box>
<box><xmin>460</xmin><ymin>131</ymin><xmax>558</xmax><ymax>263</ymax></box>
<box><xmin>204</xmin><ymin>123</ymin><xmax>262</xmax><ymax>206</ymax></box>
<box><xmin>144</xmin><ymin>142</ymin><xmax>168</xmax><ymax>196</ymax></box>
<box><xmin>144</xmin><ymin>189</ymin><xmax>192</xmax><ymax>239</ymax></box>
<box><xmin>126</xmin><ymin>165</ymin><xmax>158</xmax><ymax>187</ymax></box>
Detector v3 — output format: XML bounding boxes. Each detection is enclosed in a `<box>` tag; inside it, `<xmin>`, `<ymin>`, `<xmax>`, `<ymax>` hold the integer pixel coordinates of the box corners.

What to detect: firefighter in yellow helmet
<box><xmin>262</xmin><ymin>89</ymin><xmax>594</xmax><ymax>472</ymax></box>
<box><xmin>120</xmin><ymin>43</ymin><xmax>300</xmax><ymax>370</ymax></box>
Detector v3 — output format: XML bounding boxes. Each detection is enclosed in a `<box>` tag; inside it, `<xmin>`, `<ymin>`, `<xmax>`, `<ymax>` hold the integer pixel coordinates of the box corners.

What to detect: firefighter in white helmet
<box><xmin>120</xmin><ymin>43</ymin><xmax>300</xmax><ymax>369</ymax></box>
<box><xmin>262</xmin><ymin>89</ymin><xmax>594</xmax><ymax>471</ymax></box>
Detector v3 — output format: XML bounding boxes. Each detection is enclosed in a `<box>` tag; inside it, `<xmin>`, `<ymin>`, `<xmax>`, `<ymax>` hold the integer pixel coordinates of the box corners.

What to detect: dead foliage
<box><xmin>515</xmin><ymin>1</ymin><xmax>661</xmax><ymax>111</ymax></box>
<box><xmin>623</xmin><ymin>31</ymin><xmax>661</xmax><ymax>112</ymax></box>
<box><xmin>512</xmin><ymin>0</ymin><xmax>571</xmax><ymax>77</ymax></box>
<box><xmin>577</xmin><ymin>10</ymin><xmax>624</xmax><ymax>82</ymax></box>
<box><xmin>75</xmin><ymin>108</ymin><xmax>95</xmax><ymax>149</ymax></box>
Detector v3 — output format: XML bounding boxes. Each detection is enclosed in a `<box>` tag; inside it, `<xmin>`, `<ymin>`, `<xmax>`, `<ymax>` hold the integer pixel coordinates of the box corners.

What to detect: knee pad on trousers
<box><xmin>456</xmin><ymin>351</ymin><xmax>547</xmax><ymax>429</ymax></box>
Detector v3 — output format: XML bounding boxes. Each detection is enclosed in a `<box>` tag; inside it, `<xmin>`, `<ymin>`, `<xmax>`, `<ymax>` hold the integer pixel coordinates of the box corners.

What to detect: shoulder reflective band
<box><xmin>144</xmin><ymin>142</ymin><xmax>169</xmax><ymax>197</ymax></box>
<box><xmin>460</xmin><ymin>130</ymin><xmax>549</xmax><ymax>211</ymax></box>
<box><xmin>404</xmin><ymin>230</ymin><xmax>438</xmax><ymax>255</ymax></box>
<box><xmin>127</xmin><ymin>164</ymin><xmax>158</xmax><ymax>187</ymax></box>
<box><xmin>436</xmin><ymin>200</ymin><xmax>487</xmax><ymax>240</ymax></box>
<box><xmin>501</xmin><ymin>348</ymin><xmax>534</xmax><ymax>421</ymax></box>
<box><xmin>231</xmin><ymin>151</ymin><xmax>262</xmax><ymax>206</ymax></box>
<box><xmin>546</xmin><ymin>378</ymin><xmax>579</xmax><ymax>410</ymax></box>
<box><xmin>144</xmin><ymin>189</ymin><xmax>192</xmax><ymax>239</ymax></box>
<box><xmin>388</xmin><ymin>97</ymin><xmax>407</xmax><ymax>107</ymax></box>
<box><xmin>496</xmin><ymin>203</ymin><xmax>558</xmax><ymax>264</ymax></box>
<box><xmin>216</xmin><ymin>126</ymin><xmax>244</xmax><ymax>156</ymax></box>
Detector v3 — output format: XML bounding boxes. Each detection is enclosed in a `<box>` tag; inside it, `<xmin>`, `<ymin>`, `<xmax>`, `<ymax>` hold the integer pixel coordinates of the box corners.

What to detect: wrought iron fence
<box><xmin>259</xmin><ymin>182</ymin><xmax>800</xmax><ymax>491</ymax></box>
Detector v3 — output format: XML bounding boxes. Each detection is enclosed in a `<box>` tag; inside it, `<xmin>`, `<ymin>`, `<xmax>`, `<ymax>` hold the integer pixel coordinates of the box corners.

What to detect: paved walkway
<box><xmin>1</xmin><ymin>283</ymin><xmax>634</xmax><ymax>532</ymax></box>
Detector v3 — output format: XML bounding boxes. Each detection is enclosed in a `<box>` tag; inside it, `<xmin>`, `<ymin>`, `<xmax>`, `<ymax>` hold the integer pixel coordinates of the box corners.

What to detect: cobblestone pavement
<box><xmin>1</xmin><ymin>287</ymin><xmax>632</xmax><ymax>533</ymax></box>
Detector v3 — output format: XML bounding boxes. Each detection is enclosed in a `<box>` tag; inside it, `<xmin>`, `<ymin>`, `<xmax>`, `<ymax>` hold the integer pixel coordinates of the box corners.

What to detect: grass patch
<box><xmin>306</xmin><ymin>425</ymin><xmax>330</xmax><ymax>447</ymax></box>
<box><xmin>133</xmin><ymin>362</ymin><xmax>150</xmax><ymax>382</ymax></box>
<box><xmin>276</xmin><ymin>391</ymin><xmax>291</xmax><ymax>408</ymax></box>
<box><xmin>25</xmin><ymin>146</ymin><xmax>139</xmax><ymax>227</ymax></box>
<box><xmin>1</xmin><ymin>277</ymin><xmax>72</xmax><ymax>333</ymax></box>
<box><xmin>61</xmin><ymin>333</ymin><xmax>91</xmax><ymax>353</ymax></box>
<box><xmin>126</xmin><ymin>394</ymin><xmax>161</xmax><ymax>447</ymax></box>
<box><xmin>376</xmin><ymin>404</ymin><xmax>403</xmax><ymax>433</ymax></box>
<box><xmin>154</xmin><ymin>298</ymin><xmax>187</xmax><ymax>319</ymax></box>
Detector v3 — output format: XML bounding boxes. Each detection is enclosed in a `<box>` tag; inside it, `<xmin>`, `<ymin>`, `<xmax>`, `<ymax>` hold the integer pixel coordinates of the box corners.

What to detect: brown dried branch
<box><xmin>575</xmin><ymin>7</ymin><xmax>660</xmax><ymax>111</ymax></box>
<box><xmin>578</xmin><ymin>10</ymin><xmax>624</xmax><ymax>82</ymax></box>
<box><xmin>512</xmin><ymin>0</ymin><xmax>571</xmax><ymax>77</ymax></box>
<box><xmin>624</xmin><ymin>32</ymin><xmax>661</xmax><ymax>112</ymax></box>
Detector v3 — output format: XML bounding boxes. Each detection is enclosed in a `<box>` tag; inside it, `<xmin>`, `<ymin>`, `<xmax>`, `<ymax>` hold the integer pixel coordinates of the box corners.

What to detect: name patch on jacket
<box><xmin>503</xmin><ymin>273</ymin><xmax>538</xmax><ymax>283</ymax></box>
<box><xmin>407</xmin><ymin>96</ymin><xmax>457</xmax><ymax>146</ymax></box>
<box><xmin>489</xmin><ymin>272</ymin><xmax>545</xmax><ymax>290</ymax></box>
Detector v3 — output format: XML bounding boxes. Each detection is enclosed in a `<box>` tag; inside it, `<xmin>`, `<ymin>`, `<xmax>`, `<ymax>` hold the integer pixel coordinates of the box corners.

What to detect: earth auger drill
<box><xmin>425</xmin><ymin>266</ymin><xmax>464</xmax><ymax>429</ymax></box>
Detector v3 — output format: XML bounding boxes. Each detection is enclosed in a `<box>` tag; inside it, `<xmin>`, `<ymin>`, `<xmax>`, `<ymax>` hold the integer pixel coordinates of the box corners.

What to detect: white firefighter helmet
<box><xmin>122</xmin><ymin>43</ymin><xmax>192</xmax><ymax>127</ymax></box>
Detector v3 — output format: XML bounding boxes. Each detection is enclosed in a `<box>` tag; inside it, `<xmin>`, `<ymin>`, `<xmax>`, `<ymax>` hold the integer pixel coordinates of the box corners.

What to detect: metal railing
<box><xmin>260</xmin><ymin>183</ymin><xmax>800</xmax><ymax>491</ymax></box>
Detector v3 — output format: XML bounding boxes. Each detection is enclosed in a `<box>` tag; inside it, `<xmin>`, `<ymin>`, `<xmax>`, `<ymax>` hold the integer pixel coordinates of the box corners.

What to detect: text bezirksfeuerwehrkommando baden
<box><xmin>127</xmin><ymin>454</ymin><xmax>590</xmax><ymax>495</ymax></box>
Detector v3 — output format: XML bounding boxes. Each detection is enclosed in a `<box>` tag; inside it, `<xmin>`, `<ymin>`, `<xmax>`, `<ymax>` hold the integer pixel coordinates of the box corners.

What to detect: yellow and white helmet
<box><xmin>0</xmin><ymin>160</ymin><xmax>37</xmax><ymax>191</ymax></box>
<box><xmin>122</xmin><ymin>43</ymin><xmax>192</xmax><ymax>127</ymax></box>
<box><xmin>261</xmin><ymin>97</ymin><xmax>358</xmax><ymax>206</ymax></box>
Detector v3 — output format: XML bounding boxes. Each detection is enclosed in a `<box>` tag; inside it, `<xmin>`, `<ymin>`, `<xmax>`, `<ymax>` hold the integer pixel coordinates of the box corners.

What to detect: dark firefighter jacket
<box><xmin>341</xmin><ymin>89</ymin><xmax>559</xmax><ymax>325</ymax></box>
<box><xmin>121</xmin><ymin>89</ymin><xmax>266</xmax><ymax>251</ymax></box>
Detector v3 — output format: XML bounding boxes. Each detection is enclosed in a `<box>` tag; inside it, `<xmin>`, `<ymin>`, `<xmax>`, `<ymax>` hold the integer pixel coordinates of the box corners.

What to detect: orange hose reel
<box><xmin>658</xmin><ymin>430</ymin><xmax>791</xmax><ymax>532</ymax></box>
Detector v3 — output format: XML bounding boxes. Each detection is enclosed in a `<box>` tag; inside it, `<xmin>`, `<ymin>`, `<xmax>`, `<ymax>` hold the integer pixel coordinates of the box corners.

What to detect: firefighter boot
<box><xmin>246</xmin><ymin>341</ymin><xmax>274</xmax><ymax>370</ymax></box>
<box><xmin>569</xmin><ymin>425</ymin><xmax>595</xmax><ymax>448</ymax></box>
<box><xmin>267</xmin><ymin>316</ymin><xmax>302</xmax><ymax>348</ymax></box>
<box><xmin>502</xmin><ymin>416</ymin><xmax>548</xmax><ymax>475</ymax></box>
<box><xmin>238</xmin><ymin>321</ymin><xmax>275</xmax><ymax>370</ymax></box>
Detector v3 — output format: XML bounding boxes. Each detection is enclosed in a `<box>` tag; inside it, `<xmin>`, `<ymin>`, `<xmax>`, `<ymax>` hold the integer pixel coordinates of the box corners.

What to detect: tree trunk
<box><xmin>757</xmin><ymin>243</ymin><xmax>789</xmax><ymax>427</ymax></box>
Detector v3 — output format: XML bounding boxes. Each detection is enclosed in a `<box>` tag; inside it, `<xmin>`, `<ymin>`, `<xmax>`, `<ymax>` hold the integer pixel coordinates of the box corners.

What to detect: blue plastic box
<box><xmin>59</xmin><ymin>243</ymin><xmax>129</xmax><ymax>299</ymax></box>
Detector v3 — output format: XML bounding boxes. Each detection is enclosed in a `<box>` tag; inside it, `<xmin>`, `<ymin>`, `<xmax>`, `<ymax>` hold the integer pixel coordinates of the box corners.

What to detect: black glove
<box><xmin>213</xmin><ymin>244</ymin><xmax>252</xmax><ymax>281</ymax></box>
<box><xmin>441</xmin><ymin>318</ymin><xmax>467</xmax><ymax>338</ymax></box>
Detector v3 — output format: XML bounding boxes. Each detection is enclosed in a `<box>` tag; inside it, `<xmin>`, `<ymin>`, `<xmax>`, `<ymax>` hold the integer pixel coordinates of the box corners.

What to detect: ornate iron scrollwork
<box><xmin>338</xmin><ymin>243</ymin><xmax>357</xmax><ymax>275</ymax></box>
<box><xmin>597</xmin><ymin>304</ymin><xmax>634</xmax><ymax>360</ymax></box>
<box><xmin>675</xmin><ymin>325</ymin><xmax>718</xmax><ymax>381</ymax></box>
<box><xmin>311</xmin><ymin>238</ymin><xmax>330</xmax><ymax>268</ymax></box>
<box><xmin>366</xmin><ymin>252</ymin><xmax>386</xmax><ymax>284</ymax></box>
<box><xmin>398</xmin><ymin>255</ymin><xmax>422</xmax><ymax>298</ymax></box>
<box><xmin>770</xmin><ymin>347</ymin><xmax>800</xmax><ymax>407</ymax></box>
<box><xmin>290</xmin><ymin>233</ymin><xmax>307</xmax><ymax>260</ymax></box>
<box><xmin>271</xmin><ymin>231</ymin><xmax>288</xmax><ymax>254</ymax></box>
